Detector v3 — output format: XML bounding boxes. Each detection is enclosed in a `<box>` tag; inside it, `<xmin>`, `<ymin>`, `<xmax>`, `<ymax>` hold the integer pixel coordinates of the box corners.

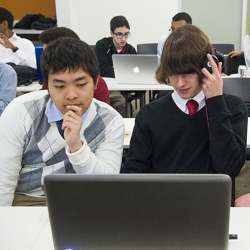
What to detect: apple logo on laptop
<box><xmin>133</xmin><ymin>66</ymin><xmax>140</xmax><ymax>73</ymax></box>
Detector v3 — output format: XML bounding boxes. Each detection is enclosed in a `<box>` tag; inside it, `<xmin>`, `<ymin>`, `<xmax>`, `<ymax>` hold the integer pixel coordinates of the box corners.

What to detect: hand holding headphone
<box><xmin>201</xmin><ymin>54</ymin><xmax>223</xmax><ymax>99</ymax></box>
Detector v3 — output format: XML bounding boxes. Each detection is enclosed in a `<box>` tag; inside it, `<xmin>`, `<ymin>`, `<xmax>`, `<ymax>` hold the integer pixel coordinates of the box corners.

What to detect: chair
<box><xmin>35</xmin><ymin>46</ymin><xmax>43</xmax><ymax>81</ymax></box>
<box><xmin>212</xmin><ymin>43</ymin><xmax>235</xmax><ymax>54</ymax></box>
<box><xmin>223</xmin><ymin>77</ymin><xmax>250</xmax><ymax>159</ymax></box>
<box><xmin>223</xmin><ymin>77</ymin><xmax>250</xmax><ymax>115</ymax></box>
<box><xmin>223</xmin><ymin>54</ymin><xmax>246</xmax><ymax>75</ymax></box>
<box><xmin>137</xmin><ymin>43</ymin><xmax>157</xmax><ymax>54</ymax></box>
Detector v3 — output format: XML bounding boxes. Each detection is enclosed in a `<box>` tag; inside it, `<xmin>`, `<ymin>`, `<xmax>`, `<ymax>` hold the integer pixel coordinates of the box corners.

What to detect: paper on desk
<box><xmin>124</xmin><ymin>118</ymin><xmax>135</xmax><ymax>135</ymax></box>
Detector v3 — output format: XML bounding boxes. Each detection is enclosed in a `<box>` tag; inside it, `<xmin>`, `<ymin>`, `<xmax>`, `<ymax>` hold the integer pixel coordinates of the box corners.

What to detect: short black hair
<box><xmin>41</xmin><ymin>37</ymin><xmax>99</xmax><ymax>85</ymax></box>
<box><xmin>0</xmin><ymin>7</ymin><xmax>14</xmax><ymax>29</ymax></box>
<box><xmin>39</xmin><ymin>27</ymin><xmax>79</xmax><ymax>44</ymax></box>
<box><xmin>172</xmin><ymin>12</ymin><xmax>192</xmax><ymax>24</ymax></box>
<box><xmin>110</xmin><ymin>15</ymin><xmax>130</xmax><ymax>32</ymax></box>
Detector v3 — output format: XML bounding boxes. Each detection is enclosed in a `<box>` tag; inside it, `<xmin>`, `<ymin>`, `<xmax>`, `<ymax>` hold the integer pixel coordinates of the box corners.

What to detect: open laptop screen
<box><xmin>112</xmin><ymin>54</ymin><xmax>159</xmax><ymax>84</ymax></box>
<box><xmin>45</xmin><ymin>174</ymin><xmax>231</xmax><ymax>250</ymax></box>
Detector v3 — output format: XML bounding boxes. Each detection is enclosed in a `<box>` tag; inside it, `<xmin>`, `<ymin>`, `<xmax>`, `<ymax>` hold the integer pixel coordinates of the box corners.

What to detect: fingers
<box><xmin>62</xmin><ymin>109</ymin><xmax>81</xmax><ymax>130</ymax></box>
<box><xmin>66</xmin><ymin>105</ymin><xmax>82</xmax><ymax>116</ymax></box>
<box><xmin>228</xmin><ymin>50</ymin><xmax>244</xmax><ymax>58</ymax></box>
<box><xmin>201</xmin><ymin>54</ymin><xmax>221</xmax><ymax>77</ymax></box>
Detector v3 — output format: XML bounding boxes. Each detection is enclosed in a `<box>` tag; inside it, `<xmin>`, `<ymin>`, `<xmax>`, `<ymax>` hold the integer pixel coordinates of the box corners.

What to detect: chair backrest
<box><xmin>137</xmin><ymin>43</ymin><xmax>157</xmax><ymax>54</ymax></box>
<box><xmin>212</xmin><ymin>44</ymin><xmax>235</xmax><ymax>54</ymax></box>
<box><xmin>223</xmin><ymin>77</ymin><xmax>250</xmax><ymax>115</ymax></box>
<box><xmin>35</xmin><ymin>46</ymin><xmax>43</xmax><ymax>81</ymax></box>
<box><xmin>223</xmin><ymin>55</ymin><xmax>246</xmax><ymax>75</ymax></box>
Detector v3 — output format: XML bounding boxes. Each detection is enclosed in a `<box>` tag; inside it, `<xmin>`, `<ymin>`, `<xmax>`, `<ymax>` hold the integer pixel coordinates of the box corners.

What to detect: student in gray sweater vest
<box><xmin>122</xmin><ymin>25</ymin><xmax>247</xmax><ymax>204</ymax></box>
<box><xmin>0</xmin><ymin>38</ymin><xmax>124</xmax><ymax>206</ymax></box>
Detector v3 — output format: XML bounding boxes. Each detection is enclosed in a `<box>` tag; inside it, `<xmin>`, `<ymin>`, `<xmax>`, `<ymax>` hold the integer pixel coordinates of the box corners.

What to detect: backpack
<box><xmin>7</xmin><ymin>63</ymin><xmax>37</xmax><ymax>86</ymax></box>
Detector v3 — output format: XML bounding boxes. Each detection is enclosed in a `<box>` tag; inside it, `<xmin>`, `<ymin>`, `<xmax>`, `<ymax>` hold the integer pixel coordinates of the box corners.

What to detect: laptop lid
<box><xmin>112</xmin><ymin>54</ymin><xmax>159</xmax><ymax>84</ymax></box>
<box><xmin>45</xmin><ymin>174</ymin><xmax>231</xmax><ymax>250</ymax></box>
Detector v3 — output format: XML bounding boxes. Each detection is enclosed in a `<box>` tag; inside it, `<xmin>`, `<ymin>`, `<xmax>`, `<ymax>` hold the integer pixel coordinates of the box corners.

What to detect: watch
<box><xmin>12</xmin><ymin>47</ymin><xmax>19</xmax><ymax>53</ymax></box>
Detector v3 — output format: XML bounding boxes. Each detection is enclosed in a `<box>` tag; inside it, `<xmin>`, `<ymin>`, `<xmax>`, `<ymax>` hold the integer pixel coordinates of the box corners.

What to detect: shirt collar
<box><xmin>46</xmin><ymin>99</ymin><xmax>96</xmax><ymax>130</ymax></box>
<box><xmin>9</xmin><ymin>33</ymin><xmax>18</xmax><ymax>41</ymax></box>
<box><xmin>172</xmin><ymin>90</ymin><xmax>206</xmax><ymax>114</ymax></box>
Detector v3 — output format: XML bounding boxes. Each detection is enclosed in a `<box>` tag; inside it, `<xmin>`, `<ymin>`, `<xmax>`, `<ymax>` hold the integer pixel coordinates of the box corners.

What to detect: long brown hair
<box><xmin>156</xmin><ymin>25</ymin><xmax>212</xmax><ymax>84</ymax></box>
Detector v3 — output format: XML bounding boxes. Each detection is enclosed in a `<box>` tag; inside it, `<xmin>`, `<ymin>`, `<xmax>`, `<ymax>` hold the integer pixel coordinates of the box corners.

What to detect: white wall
<box><xmin>55</xmin><ymin>0</ymin><xmax>181</xmax><ymax>47</ymax></box>
<box><xmin>182</xmin><ymin>0</ymin><xmax>243</xmax><ymax>50</ymax></box>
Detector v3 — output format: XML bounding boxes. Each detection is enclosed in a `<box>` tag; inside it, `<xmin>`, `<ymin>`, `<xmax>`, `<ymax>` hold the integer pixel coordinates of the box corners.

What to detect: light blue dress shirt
<box><xmin>0</xmin><ymin>63</ymin><xmax>17</xmax><ymax>115</ymax></box>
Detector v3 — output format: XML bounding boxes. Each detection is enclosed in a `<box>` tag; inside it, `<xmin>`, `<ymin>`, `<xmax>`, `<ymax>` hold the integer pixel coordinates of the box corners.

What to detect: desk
<box><xmin>124</xmin><ymin>118</ymin><xmax>135</xmax><ymax>148</ymax></box>
<box><xmin>104</xmin><ymin>77</ymin><xmax>172</xmax><ymax>91</ymax></box>
<box><xmin>248</xmin><ymin>117</ymin><xmax>250</xmax><ymax>148</ymax></box>
<box><xmin>14</xmin><ymin>29</ymin><xmax>43</xmax><ymax>41</ymax></box>
<box><xmin>104</xmin><ymin>77</ymin><xmax>173</xmax><ymax>117</ymax></box>
<box><xmin>0</xmin><ymin>207</ymin><xmax>249</xmax><ymax>250</ymax></box>
<box><xmin>16</xmin><ymin>81</ymin><xmax>42</xmax><ymax>94</ymax></box>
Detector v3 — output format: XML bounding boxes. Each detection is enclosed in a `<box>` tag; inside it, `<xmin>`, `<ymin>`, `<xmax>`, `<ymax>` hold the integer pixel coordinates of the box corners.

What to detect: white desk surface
<box><xmin>16</xmin><ymin>81</ymin><xmax>42</xmax><ymax>93</ymax></box>
<box><xmin>16</xmin><ymin>78</ymin><xmax>172</xmax><ymax>94</ymax></box>
<box><xmin>104</xmin><ymin>77</ymin><xmax>173</xmax><ymax>91</ymax></box>
<box><xmin>123</xmin><ymin>118</ymin><xmax>135</xmax><ymax>148</ymax></box>
<box><xmin>248</xmin><ymin>117</ymin><xmax>250</xmax><ymax>148</ymax></box>
<box><xmin>14</xmin><ymin>28</ymin><xmax>43</xmax><ymax>34</ymax></box>
<box><xmin>0</xmin><ymin>207</ymin><xmax>249</xmax><ymax>250</ymax></box>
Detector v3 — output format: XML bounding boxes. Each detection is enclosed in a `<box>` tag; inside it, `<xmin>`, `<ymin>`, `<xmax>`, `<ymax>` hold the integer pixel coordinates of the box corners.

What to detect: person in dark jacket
<box><xmin>95</xmin><ymin>15</ymin><xmax>136</xmax><ymax>78</ymax></box>
<box><xmin>122</xmin><ymin>25</ymin><xmax>247</xmax><ymax>204</ymax></box>
<box><xmin>95</xmin><ymin>16</ymin><xmax>136</xmax><ymax>116</ymax></box>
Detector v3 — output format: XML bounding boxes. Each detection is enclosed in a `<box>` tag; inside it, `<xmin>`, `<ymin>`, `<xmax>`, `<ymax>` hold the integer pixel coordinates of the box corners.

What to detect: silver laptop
<box><xmin>112</xmin><ymin>54</ymin><xmax>159</xmax><ymax>84</ymax></box>
<box><xmin>44</xmin><ymin>174</ymin><xmax>231</xmax><ymax>250</ymax></box>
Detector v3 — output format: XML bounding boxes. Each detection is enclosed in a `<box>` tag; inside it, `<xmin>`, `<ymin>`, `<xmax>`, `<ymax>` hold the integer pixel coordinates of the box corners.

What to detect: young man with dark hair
<box><xmin>95</xmin><ymin>16</ymin><xmax>137</xmax><ymax>116</ymax></box>
<box><xmin>157</xmin><ymin>12</ymin><xmax>192</xmax><ymax>58</ymax></box>
<box><xmin>122</xmin><ymin>25</ymin><xmax>247</xmax><ymax>203</ymax></box>
<box><xmin>39</xmin><ymin>26</ymin><xmax>79</xmax><ymax>44</ymax></box>
<box><xmin>95</xmin><ymin>15</ymin><xmax>136</xmax><ymax>77</ymax></box>
<box><xmin>0</xmin><ymin>7</ymin><xmax>36</xmax><ymax>68</ymax></box>
<box><xmin>39</xmin><ymin>26</ymin><xmax>110</xmax><ymax>104</ymax></box>
<box><xmin>0</xmin><ymin>38</ymin><xmax>124</xmax><ymax>206</ymax></box>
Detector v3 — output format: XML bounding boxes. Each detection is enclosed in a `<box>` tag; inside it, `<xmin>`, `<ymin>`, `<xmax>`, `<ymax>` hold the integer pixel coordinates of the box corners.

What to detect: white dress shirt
<box><xmin>172</xmin><ymin>90</ymin><xmax>206</xmax><ymax>114</ymax></box>
<box><xmin>0</xmin><ymin>33</ymin><xmax>36</xmax><ymax>68</ymax></box>
<box><xmin>157</xmin><ymin>33</ymin><xmax>170</xmax><ymax>58</ymax></box>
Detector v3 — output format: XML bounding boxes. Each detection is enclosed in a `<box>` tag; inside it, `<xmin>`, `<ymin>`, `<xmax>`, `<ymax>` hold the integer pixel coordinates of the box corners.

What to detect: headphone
<box><xmin>202</xmin><ymin>54</ymin><xmax>220</xmax><ymax>74</ymax></box>
<box><xmin>202</xmin><ymin>50</ymin><xmax>224</xmax><ymax>74</ymax></box>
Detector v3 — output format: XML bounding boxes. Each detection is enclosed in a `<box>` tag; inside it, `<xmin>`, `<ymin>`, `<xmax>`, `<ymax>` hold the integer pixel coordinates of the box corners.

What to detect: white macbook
<box><xmin>112</xmin><ymin>54</ymin><xmax>159</xmax><ymax>84</ymax></box>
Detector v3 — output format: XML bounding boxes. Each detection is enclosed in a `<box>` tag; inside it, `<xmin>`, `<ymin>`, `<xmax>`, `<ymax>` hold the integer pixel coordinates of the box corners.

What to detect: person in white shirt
<box><xmin>157</xmin><ymin>12</ymin><xmax>192</xmax><ymax>58</ymax></box>
<box><xmin>0</xmin><ymin>38</ymin><xmax>124</xmax><ymax>206</ymax></box>
<box><xmin>0</xmin><ymin>7</ymin><xmax>36</xmax><ymax>68</ymax></box>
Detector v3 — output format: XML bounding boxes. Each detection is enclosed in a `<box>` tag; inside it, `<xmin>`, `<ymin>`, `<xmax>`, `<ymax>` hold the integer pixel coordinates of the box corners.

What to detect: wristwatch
<box><xmin>12</xmin><ymin>47</ymin><xmax>19</xmax><ymax>53</ymax></box>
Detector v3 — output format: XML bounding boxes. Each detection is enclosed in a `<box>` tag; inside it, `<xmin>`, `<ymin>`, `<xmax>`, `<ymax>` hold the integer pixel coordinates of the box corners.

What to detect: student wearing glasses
<box><xmin>95</xmin><ymin>16</ymin><xmax>136</xmax><ymax>116</ymax></box>
<box><xmin>122</xmin><ymin>25</ymin><xmax>247</xmax><ymax>204</ymax></box>
<box><xmin>95</xmin><ymin>15</ymin><xmax>136</xmax><ymax>78</ymax></box>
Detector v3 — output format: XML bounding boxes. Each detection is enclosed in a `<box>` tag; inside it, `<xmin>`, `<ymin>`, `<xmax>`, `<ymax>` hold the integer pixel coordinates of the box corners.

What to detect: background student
<box><xmin>157</xmin><ymin>12</ymin><xmax>192</xmax><ymax>58</ymax></box>
<box><xmin>95</xmin><ymin>15</ymin><xmax>136</xmax><ymax>116</ymax></box>
<box><xmin>39</xmin><ymin>26</ymin><xmax>110</xmax><ymax>104</ymax></box>
<box><xmin>0</xmin><ymin>7</ymin><xmax>36</xmax><ymax>68</ymax></box>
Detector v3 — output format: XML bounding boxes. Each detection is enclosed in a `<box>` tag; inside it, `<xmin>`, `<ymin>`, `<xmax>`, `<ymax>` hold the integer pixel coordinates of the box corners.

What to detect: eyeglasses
<box><xmin>113</xmin><ymin>32</ymin><xmax>130</xmax><ymax>39</ymax></box>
